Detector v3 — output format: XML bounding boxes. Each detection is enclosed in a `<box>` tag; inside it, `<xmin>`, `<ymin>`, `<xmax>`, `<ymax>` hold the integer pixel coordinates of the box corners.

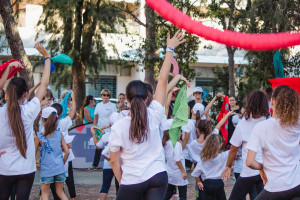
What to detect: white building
<box><xmin>0</xmin><ymin>0</ymin><xmax>249</xmax><ymax>99</ymax></box>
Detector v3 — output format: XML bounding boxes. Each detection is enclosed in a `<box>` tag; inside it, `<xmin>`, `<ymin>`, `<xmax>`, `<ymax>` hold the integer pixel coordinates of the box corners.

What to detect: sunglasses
<box><xmin>101</xmin><ymin>94</ymin><xmax>110</xmax><ymax>97</ymax></box>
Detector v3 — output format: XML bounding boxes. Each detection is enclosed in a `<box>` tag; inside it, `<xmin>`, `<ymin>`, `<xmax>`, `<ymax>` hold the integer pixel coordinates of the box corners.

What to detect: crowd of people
<box><xmin>0</xmin><ymin>31</ymin><xmax>299</xmax><ymax>200</ymax></box>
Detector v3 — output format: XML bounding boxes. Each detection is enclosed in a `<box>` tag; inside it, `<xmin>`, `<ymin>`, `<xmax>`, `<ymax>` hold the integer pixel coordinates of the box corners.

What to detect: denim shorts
<box><xmin>41</xmin><ymin>173</ymin><xmax>66</xmax><ymax>184</ymax></box>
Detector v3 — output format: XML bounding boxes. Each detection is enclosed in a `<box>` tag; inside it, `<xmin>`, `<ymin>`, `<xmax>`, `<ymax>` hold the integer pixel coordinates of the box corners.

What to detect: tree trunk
<box><xmin>0</xmin><ymin>0</ymin><xmax>34</xmax><ymax>87</ymax></box>
<box><xmin>227</xmin><ymin>47</ymin><xmax>235</xmax><ymax>96</ymax></box>
<box><xmin>144</xmin><ymin>4</ymin><xmax>157</xmax><ymax>90</ymax></box>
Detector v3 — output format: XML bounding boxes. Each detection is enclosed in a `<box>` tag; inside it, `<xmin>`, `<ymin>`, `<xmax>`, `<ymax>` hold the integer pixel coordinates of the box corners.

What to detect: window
<box><xmin>195</xmin><ymin>78</ymin><xmax>215</xmax><ymax>98</ymax></box>
<box><xmin>86</xmin><ymin>76</ymin><xmax>117</xmax><ymax>98</ymax></box>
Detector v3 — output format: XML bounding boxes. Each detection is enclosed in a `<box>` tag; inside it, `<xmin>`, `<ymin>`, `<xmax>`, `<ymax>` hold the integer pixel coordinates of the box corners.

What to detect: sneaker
<box><xmin>89</xmin><ymin>166</ymin><xmax>97</xmax><ymax>171</ymax></box>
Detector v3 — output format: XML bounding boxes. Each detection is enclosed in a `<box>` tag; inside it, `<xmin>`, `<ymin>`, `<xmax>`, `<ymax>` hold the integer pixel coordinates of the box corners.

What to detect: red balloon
<box><xmin>0</xmin><ymin>59</ymin><xmax>25</xmax><ymax>79</ymax></box>
<box><xmin>146</xmin><ymin>0</ymin><xmax>300</xmax><ymax>51</ymax></box>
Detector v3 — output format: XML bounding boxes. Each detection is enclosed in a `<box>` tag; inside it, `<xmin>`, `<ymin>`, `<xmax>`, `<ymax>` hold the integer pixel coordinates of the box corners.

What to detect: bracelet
<box><xmin>45</xmin><ymin>57</ymin><xmax>50</xmax><ymax>61</ymax></box>
<box><xmin>166</xmin><ymin>46</ymin><xmax>175</xmax><ymax>53</ymax></box>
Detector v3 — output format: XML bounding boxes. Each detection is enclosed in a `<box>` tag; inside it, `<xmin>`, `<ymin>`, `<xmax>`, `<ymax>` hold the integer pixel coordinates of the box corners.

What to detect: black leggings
<box><xmin>92</xmin><ymin>149</ymin><xmax>102</xmax><ymax>168</ymax></box>
<box><xmin>117</xmin><ymin>171</ymin><xmax>168</xmax><ymax>200</ymax></box>
<box><xmin>255</xmin><ymin>184</ymin><xmax>300</xmax><ymax>200</ymax></box>
<box><xmin>164</xmin><ymin>184</ymin><xmax>187</xmax><ymax>200</ymax></box>
<box><xmin>229</xmin><ymin>174</ymin><xmax>263</xmax><ymax>200</ymax></box>
<box><xmin>100</xmin><ymin>169</ymin><xmax>119</xmax><ymax>194</ymax></box>
<box><xmin>0</xmin><ymin>172</ymin><xmax>35</xmax><ymax>200</ymax></box>
<box><xmin>203</xmin><ymin>179</ymin><xmax>226</xmax><ymax>200</ymax></box>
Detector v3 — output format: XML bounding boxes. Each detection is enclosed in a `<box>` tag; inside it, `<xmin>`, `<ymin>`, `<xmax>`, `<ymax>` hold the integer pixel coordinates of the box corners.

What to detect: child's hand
<box><xmin>172</xmin><ymin>87</ymin><xmax>180</xmax><ymax>93</ymax></box>
<box><xmin>197</xmin><ymin>181</ymin><xmax>204</xmax><ymax>191</ymax></box>
<box><xmin>35</xmin><ymin>42</ymin><xmax>50</xmax><ymax>58</ymax></box>
<box><xmin>260</xmin><ymin>169</ymin><xmax>268</xmax><ymax>185</ymax></box>
<box><xmin>67</xmin><ymin>143</ymin><xmax>72</xmax><ymax>149</ymax></box>
<box><xmin>182</xmin><ymin>171</ymin><xmax>187</xmax><ymax>180</ymax></box>
<box><xmin>70</xmin><ymin>89</ymin><xmax>75</xmax><ymax>99</ymax></box>
<box><xmin>8</xmin><ymin>61</ymin><xmax>23</xmax><ymax>69</ymax></box>
<box><xmin>91</xmin><ymin>127</ymin><xmax>96</xmax><ymax>136</ymax></box>
<box><xmin>178</xmin><ymin>75</ymin><xmax>191</xmax><ymax>88</ymax></box>
<box><xmin>167</xmin><ymin>30</ymin><xmax>186</xmax><ymax>49</ymax></box>
<box><xmin>216</xmin><ymin>93</ymin><xmax>224</xmax><ymax>98</ymax></box>
<box><xmin>226</xmin><ymin>110</ymin><xmax>235</xmax><ymax>116</ymax></box>
<box><xmin>221</xmin><ymin>166</ymin><xmax>231</xmax><ymax>182</ymax></box>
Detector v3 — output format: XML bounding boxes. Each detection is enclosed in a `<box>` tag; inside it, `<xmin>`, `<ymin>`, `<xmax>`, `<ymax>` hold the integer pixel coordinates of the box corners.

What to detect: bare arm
<box><xmin>203</xmin><ymin>93</ymin><xmax>224</xmax><ymax>119</ymax></box>
<box><xmin>0</xmin><ymin>61</ymin><xmax>23</xmax><ymax>90</ymax></box>
<box><xmin>154</xmin><ymin>31</ymin><xmax>185</xmax><ymax>106</ymax></box>
<box><xmin>94</xmin><ymin>114</ymin><xmax>98</xmax><ymax>126</ymax></box>
<box><xmin>67</xmin><ymin>90</ymin><xmax>77</xmax><ymax>120</ymax></box>
<box><xmin>246</xmin><ymin>149</ymin><xmax>263</xmax><ymax>170</ymax></box>
<box><xmin>182</xmin><ymin>132</ymin><xmax>190</xmax><ymax>150</ymax></box>
<box><xmin>165</xmin><ymin>87</ymin><xmax>180</xmax><ymax>117</ymax></box>
<box><xmin>215</xmin><ymin>111</ymin><xmax>234</xmax><ymax>130</ymax></box>
<box><xmin>34</xmin><ymin>42</ymin><xmax>51</xmax><ymax>102</ymax></box>
<box><xmin>221</xmin><ymin>145</ymin><xmax>239</xmax><ymax>181</ymax></box>
<box><xmin>61</xmin><ymin>135</ymin><xmax>69</xmax><ymax>164</ymax></box>
<box><xmin>195</xmin><ymin>177</ymin><xmax>204</xmax><ymax>190</ymax></box>
<box><xmin>110</xmin><ymin>151</ymin><xmax>122</xmax><ymax>184</ymax></box>
<box><xmin>84</xmin><ymin>107</ymin><xmax>93</xmax><ymax>123</ymax></box>
<box><xmin>176</xmin><ymin>161</ymin><xmax>187</xmax><ymax>179</ymax></box>
<box><xmin>27</xmin><ymin>82</ymin><xmax>41</xmax><ymax>101</ymax></box>
<box><xmin>167</xmin><ymin>74</ymin><xmax>190</xmax><ymax>94</ymax></box>
<box><xmin>90</xmin><ymin>127</ymin><xmax>101</xmax><ymax>150</ymax></box>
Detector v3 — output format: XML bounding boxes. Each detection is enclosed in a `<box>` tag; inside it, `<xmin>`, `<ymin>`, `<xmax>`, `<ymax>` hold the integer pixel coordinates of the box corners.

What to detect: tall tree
<box><xmin>0</xmin><ymin>0</ymin><xmax>34</xmax><ymax>87</ymax></box>
<box><xmin>37</xmin><ymin>0</ymin><xmax>127</xmax><ymax>109</ymax></box>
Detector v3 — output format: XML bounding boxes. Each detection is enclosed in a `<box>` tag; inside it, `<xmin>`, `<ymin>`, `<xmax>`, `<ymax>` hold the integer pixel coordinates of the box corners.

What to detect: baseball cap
<box><xmin>193</xmin><ymin>87</ymin><xmax>203</xmax><ymax>93</ymax></box>
<box><xmin>41</xmin><ymin>107</ymin><xmax>58</xmax><ymax>119</ymax></box>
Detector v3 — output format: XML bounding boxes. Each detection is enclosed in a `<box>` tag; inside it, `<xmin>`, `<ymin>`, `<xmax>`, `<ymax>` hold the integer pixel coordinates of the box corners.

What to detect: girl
<box><xmin>80</xmin><ymin>95</ymin><xmax>95</xmax><ymax>124</ymax></box>
<box><xmin>0</xmin><ymin>42</ymin><xmax>50</xmax><ymax>200</ymax></box>
<box><xmin>222</xmin><ymin>90</ymin><xmax>270</xmax><ymax>200</ymax></box>
<box><xmin>36</xmin><ymin>107</ymin><xmax>69</xmax><ymax>200</ymax></box>
<box><xmin>191</xmin><ymin>134</ymin><xmax>229</xmax><ymax>200</ymax></box>
<box><xmin>109</xmin><ymin>31</ymin><xmax>185</xmax><ymax>199</ymax></box>
<box><xmin>227</xmin><ymin>96</ymin><xmax>242</xmax><ymax>146</ymax></box>
<box><xmin>162</xmin><ymin>119</ymin><xmax>188</xmax><ymax>200</ymax></box>
<box><xmin>246</xmin><ymin>85</ymin><xmax>300</xmax><ymax>200</ymax></box>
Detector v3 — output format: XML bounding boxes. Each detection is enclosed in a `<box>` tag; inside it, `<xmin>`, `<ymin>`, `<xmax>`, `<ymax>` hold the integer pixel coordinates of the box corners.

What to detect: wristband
<box><xmin>45</xmin><ymin>57</ymin><xmax>50</xmax><ymax>61</ymax></box>
<box><xmin>166</xmin><ymin>46</ymin><xmax>175</xmax><ymax>53</ymax></box>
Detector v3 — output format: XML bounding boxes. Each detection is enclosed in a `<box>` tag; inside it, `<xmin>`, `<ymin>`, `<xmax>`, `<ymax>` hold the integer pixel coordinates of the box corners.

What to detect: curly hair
<box><xmin>201</xmin><ymin>134</ymin><xmax>223</xmax><ymax>161</ymax></box>
<box><xmin>272</xmin><ymin>85</ymin><xmax>300</xmax><ymax>127</ymax></box>
<box><xmin>244</xmin><ymin>90</ymin><xmax>270</xmax><ymax>120</ymax></box>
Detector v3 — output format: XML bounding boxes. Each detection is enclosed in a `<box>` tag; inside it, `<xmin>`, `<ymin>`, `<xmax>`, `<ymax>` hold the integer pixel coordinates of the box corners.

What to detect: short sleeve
<box><xmin>22</xmin><ymin>97</ymin><xmax>41</xmax><ymax>121</ymax></box>
<box><xmin>191</xmin><ymin>161</ymin><xmax>203</xmax><ymax>178</ymax></box>
<box><xmin>230</xmin><ymin>124</ymin><xmax>243</xmax><ymax>147</ymax></box>
<box><xmin>212</xmin><ymin>128</ymin><xmax>219</xmax><ymax>135</ymax></box>
<box><xmin>63</xmin><ymin>116</ymin><xmax>72</xmax><ymax>129</ymax></box>
<box><xmin>94</xmin><ymin>104</ymin><xmax>100</xmax><ymax>116</ymax></box>
<box><xmin>147</xmin><ymin>100</ymin><xmax>164</xmax><ymax>125</ymax></box>
<box><xmin>109</xmin><ymin>123</ymin><xmax>123</xmax><ymax>152</ymax></box>
<box><xmin>182</xmin><ymin>123</ymin><xmax>190</xmax><ymax>133</ymax></box>
<box><xmin>174</xmin><ymin>142</ymin><xmax>182</xmax><ymax>162</ymax></box>
<box><xmin>246</xmin><ymin>125</ymin><xmax>262</xmax><ymax>153</ymax></box>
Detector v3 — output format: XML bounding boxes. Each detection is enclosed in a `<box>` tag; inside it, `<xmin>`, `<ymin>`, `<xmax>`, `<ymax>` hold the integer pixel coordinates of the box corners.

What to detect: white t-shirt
<box><xmin>94</xmin><ymin>101</ymin><xmax>117</xmax><ymax>132</ymax></box>
<box><xmin>181</xmin><ymin>119</ymin><xmax>196</xmax><ymax>161</ymax></box>
<box><xmin>247</xmin><ymin>118</ymin><xmax>300</xmax><ymax>192</ymax></box>
<box><xmin>58</xmin><ymin>116</ymin><xmax>75</xmax><ymax>161</ymax></box>
<box><xmin>96</xmin><ymin>132</ymin><xmax>111</xmax><ymax>169</ymax></box>
<box><xmin>233</xmin><ymin>148</ymin><xmax>243</xmax><ymax>174</ymax></box>
<box><xmin>109</xmin><ymin>100</ymin><xmax>166</xmax><ymax>185</ymax></box>
<box><xmin>0</xmin><ymin>97</ymin><xmax>41</xmax><ymax>175</ymax></box>
<box><xmin>230</xmin><ymin>117</ymin><xmax>265</xmax><ymax>177</ymax></box>
<box><xmin>192</xmin><ymin>151</ymin><xmax>229</xmax><ymax>181</ymax></box>
<box><xmin>164</xmin><ymin>141</ymin><xmax>188</xmax><ymax>186</ymax></box>
<box><xmin>187</xmin><ymin>128</ymin><xmax>219</xmax><ymax>163</ymax></box>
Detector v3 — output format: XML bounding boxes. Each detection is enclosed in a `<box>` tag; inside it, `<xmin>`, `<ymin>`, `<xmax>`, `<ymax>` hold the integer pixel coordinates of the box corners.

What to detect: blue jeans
<box><xmin>100</xmin><ymin>169</ymin><xmax>119</xmax><ymax>194</ymax></box>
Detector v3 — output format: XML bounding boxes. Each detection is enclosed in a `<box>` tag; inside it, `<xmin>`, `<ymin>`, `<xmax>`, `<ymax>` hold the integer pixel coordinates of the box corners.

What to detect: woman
<box><xmin>109</xmin><ymin>31</ymin><xmax>185</xmax><ymax>199</ymax></box>
<box><xmin>0</xmin><ymin>42</ymin><xmax>51</xmax><ymax>200</ymax></box>
<box><xmin>222</xmin><ymin>91</ymin><xmax>270</xmax><ymax>200</ymax></box>
<box><xmin>90</xmin><ymin>89</ymin><xmax>116</xmax><ymax>170</ymax></box>
<box><xmin>227</xmin><ymin>96</ymin><xmax>241</xmax><ymax>145</ymax></box>
<box><xmin>117</xmin><ymin>93</ymin><xmax>128</xmax><ymax>111</ymax></box>
<box><xmin>246</xmin><ymin>85</ymin><xmax>300</xmax><ymax>200</ymax></box>
<box><xmin>80</xmin><ymin>95</ymin><xmax>95</xmax><ymax>124</ymax></box>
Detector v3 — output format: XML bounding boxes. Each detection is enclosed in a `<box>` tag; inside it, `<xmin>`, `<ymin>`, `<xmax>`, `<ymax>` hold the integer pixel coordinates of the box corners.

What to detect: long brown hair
<box><xmin>43</xmin><ymin>113</ymin><xmax>58</xmax><ymax>137</ymax></box>
<box><xmin>126</xmin><ymin>80</ymin><xmax>148</xmax><ymax>143</ymax></box>
<box><xmin>201</xmin><ymin>134</ymin><xmax>223</xmax><ymax>161</ymax></box>
<box><xmin>244</xmin><ymin>90</ymin><xmax>270</xmax><ymax>120</ymax></box>
<box><xmin>162</xmin><ymin>130</ymin><xmax>170</xmax><ymax>147</ymax></box>
<box><xmin>80</xmin><ymin>95</ymin><xmax>94</xmax><ymax>121</ymax></box>
<box><xmin>196</xmin><ymin>110</ymin><xmax>212</xmax><ymax>139</ymax></box>
<box><xmin>6</xmin><ymin>78</ymin><xmax>28</xmax><ymax>158</ymax></box>
<box><xmin>272</xmin><ymin>85</ymin><xmax>300</xmax><ymax>126</ymax></box>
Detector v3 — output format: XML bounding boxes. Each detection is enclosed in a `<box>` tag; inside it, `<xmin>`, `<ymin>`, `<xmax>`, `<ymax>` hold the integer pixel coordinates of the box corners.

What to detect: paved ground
<box><xmin>29</xmin><ymin>169</ymin><xmax>236</xmax><ymax>200</ymax></box>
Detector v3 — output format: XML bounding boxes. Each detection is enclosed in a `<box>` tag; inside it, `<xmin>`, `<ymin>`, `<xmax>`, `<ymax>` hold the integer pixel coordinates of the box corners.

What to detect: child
<box><xmin>162</xmin><ymin>119</ymin><xmax>189</xmax><ymax>200</ymax></box>
<box><xmin>246</xmin><ymin>85</ymin><xmax>300</xmax><ymax>200</ymax></box>
<box><xmin>191</xmin><ymin>134</ymin><xmax>229</xmax><ymax>200</ymax></box>
<box><xmin>36</xmin><ymin>107</ymin><xmax>69</xmax><ymax>200</ymax></box>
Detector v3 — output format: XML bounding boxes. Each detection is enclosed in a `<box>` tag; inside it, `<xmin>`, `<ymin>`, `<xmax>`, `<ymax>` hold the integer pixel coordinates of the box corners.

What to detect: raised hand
<box><xmin>35</xmin><ymin>42</ymin><xmax>50</xmax><ymax>58</ymax></box>
<box><xmin>8</xmin><ymin>61</ymin><xmax>23</xmax><ymax>69</ymax></box>
<box><xmin>167</xmin><ymin>30</ymin><xmax>186</xmax><ymax>49</ymax></box>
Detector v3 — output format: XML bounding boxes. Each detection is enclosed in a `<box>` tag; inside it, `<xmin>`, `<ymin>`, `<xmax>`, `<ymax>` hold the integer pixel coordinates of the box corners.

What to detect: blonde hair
<box><xmin>272</xmin><ymin>85</ymin><xmax>300</xmax><ymax>127</ymax></box>
<box><xmin>100</xmin><ymin>89</ymin><xmax>111</xmax><ymax>97</ymax></box>
<box><xmin>201</xmin><ymin>134</ymin><xmax>223</xmax><ymax>161</ymax></box>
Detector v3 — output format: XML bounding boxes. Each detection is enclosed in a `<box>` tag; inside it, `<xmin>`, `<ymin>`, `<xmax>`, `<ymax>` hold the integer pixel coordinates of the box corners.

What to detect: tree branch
<box><xmin>11</xmin><ymin>0</ymin><xmax>20</xmax><ymax>7</ymax></box>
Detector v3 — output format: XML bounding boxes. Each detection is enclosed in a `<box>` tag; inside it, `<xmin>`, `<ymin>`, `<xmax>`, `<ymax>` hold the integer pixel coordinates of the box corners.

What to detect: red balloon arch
<box><xmin>145</xmin><ymin>0</ymin><xmax>300</xmax><ymax>51</ymax></box>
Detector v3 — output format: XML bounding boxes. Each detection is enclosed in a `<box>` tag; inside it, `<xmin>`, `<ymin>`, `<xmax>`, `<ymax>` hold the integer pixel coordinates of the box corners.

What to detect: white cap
<box><xmin>162</xmin><ymin>119</ymin><xmax>174</xmax><ymax>131</ymax></box>
<box><xmin>193</xmin><ymin>87</ymin><xmax>203</xmax><ymax>93</ymax></box>
<box><xmin>41</xmin><ymin>107</ymin><xmax>58</xmax><ymax>119</ymax></box>
<box><xmin>192</xmin><ymin>103</ymin><xmax>205</xmax><ymax>116</ymax></box>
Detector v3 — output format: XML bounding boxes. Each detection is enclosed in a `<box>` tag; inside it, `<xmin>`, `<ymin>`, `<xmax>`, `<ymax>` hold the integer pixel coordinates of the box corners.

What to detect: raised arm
<box><xmin>215</xmin><ymin>110</ymin><xmax>234</xmax><ymax>131</ymax></box>
<box><xmin>27</xmin><ymin>82</ymin><xmax>41</xmax><ymax>101</ymax></box>
<box><xmin>165</xmin><ymin>87</ymin><xmax>180</xmax><ymax>117</ymax></box>
<box><xmin>154</xmin><ymin>31</ymin><xmax>185</xmax><ymax>106</ymax></box>
<box><xmin>0</xmin><ymin>61</ymin><xmax>23</xmax><ymax>90</ymax></box>
<box><xmin>203</xmin><ymin>93</ymin><xmax>224</xmax><ymax>119</ymax></box>
<box><xmin>34</xmin><ymin>42</ymin><xmax>51</xmax><ymax>102</ymax></box>
<box><xmin>167</xmin><ymin>74</ymin><xmax>190</xmax><ymax>94</ymax></box>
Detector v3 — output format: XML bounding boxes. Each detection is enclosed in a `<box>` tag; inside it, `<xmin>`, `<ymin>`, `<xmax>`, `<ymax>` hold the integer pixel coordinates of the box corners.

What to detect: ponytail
<box><xmin>129</xmin><ymin>97</ymin><xmax>148</xmax><ymax>143</ymax></box>
<box><xmin>162</xmin><ymin>130</ymin><xmax>170</xmax><ymax>147</ymax></box>
<box><xmin>6</xmin><ymin>78</ymin><xmax>28</xmax><ymax>158</ymax></box>
<box><xmin>44</xmin><ymin>113</ymin><xmax>58</xmax><ymax>137</ymax></box>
